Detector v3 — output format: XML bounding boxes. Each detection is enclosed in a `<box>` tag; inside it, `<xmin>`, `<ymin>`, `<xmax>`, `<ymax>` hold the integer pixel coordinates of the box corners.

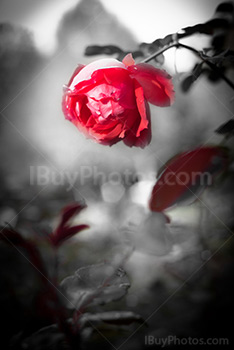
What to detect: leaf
<box><xmin>181</xmin><ymin>75</ymin><xmax>195</xmax><ymax>92</ymax></box>
<box><xmin>201</xmin><ymin>49</ymin><xmax>234</xmax><ymax>65</ymax></box>
<box><xmin>212</xmin><ymin>33</ymin><xmax>226</xmax><ymax>51</ymax></box>
<box><xmin>181</xmin><ymin>63</ymin><xmax>203</xmax><ymax>92</ymax></box>
<box><xmin>207</xmin><ymin>69</ymin><xmax>223</xmax><ymax>82</ymax></box>
<box><xmin>59</xmin><ymin>203</ymin><xmax>86</xmax><ymax>227</ymax></box>
<box><xmin>155</xmin><ymin>34</ymin><xmax>174</xmax><ymax>47</ymax></box>
<box><xmin>79</xmin><ymin>311</ymin><xmax>145</xmax><ymax>329</ymax></box>
<box><xmin>125</xmin><ymin>212</ymin><xmax>172</xmax><ymax>256</ymax></box>
<box><xmin>22</xmin><ymin>325</ymin><xmax>66</xmax><ymax>350</ymax></box>
<box><xmin>139</xmin><ymin>36</ymin><xmax>172</xmax><ymax>65</ymax></box>
<box><xmin>182</xmin><ymin>18</ymin><xmax>229</xmax><ymax>36</ymax></box>
<box><xmin>154</xmin><ymin>53</ymin><xmax>165</xmax><ymax>65</ymax></box>
<box><xmin>60</xmin><ymin>263</ymin><xmax>130</xmax><ymax>310</ymax></box>
<box><xmin>85</xmin><ymin>45</ymin><xmax>123</xmax><ymax>56</ymax></box>
<box><xmin>50</xmin><ymin>203</ymin><xmax>89</xmax><ymax>247</ymax></box>
<box><xmin>215</xmin><ymin>2</ymin><xmax>234</xmax><ymax>14</ymax></box>
<box><xmin>149</xmin><ymin>146</ymin><xmax>229</xmax><ymax>212</ymax></box>
<box><xmin>215</xmin><ymin>119</ymin><xmax>234</xmax><ymax>135</ymax></box>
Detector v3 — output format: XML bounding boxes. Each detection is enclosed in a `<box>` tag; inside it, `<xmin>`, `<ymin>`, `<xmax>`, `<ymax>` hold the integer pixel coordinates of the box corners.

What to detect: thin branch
<box><xmin>178</xmin><ymin>43</ymin><xmax>234</xmax><ymax>90</ymax></box>
<box><xmin>140</xmin><ymin>43</ymin><xmax>177</xmax><ymax>63</ymax></box>
<box><xmin>141</xmin><ymin>41</ymin><xmax>234</xmax><ymax>90</ymax></box>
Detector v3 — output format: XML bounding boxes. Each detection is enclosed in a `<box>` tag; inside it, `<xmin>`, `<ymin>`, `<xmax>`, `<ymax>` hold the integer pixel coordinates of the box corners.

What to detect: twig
<box><xmin>141</xmin><ymin>41</ymin><xmax>234</xmax><ymax>90</ymax></box>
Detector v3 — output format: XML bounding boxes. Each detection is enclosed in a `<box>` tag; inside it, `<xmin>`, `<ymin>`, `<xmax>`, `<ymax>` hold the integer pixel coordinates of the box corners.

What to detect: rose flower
<box><xmin>62</xmin><ymin>54</ymin><xmax>174</xmax><ymax>147</ymax></box>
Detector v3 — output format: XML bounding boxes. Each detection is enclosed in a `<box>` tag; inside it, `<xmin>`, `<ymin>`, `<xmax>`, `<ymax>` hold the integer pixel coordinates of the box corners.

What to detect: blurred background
<box><xmin>0</xmin><ymin>0</ymin><xmax>234</xmax><ymax>349</ymax></box>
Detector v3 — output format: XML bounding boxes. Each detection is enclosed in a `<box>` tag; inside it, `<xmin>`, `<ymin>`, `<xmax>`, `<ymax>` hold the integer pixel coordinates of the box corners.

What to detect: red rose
<box><xmin>62</xmin><ymin>54</ymin><xmax>174</xmax><ymax>147</ymax></box>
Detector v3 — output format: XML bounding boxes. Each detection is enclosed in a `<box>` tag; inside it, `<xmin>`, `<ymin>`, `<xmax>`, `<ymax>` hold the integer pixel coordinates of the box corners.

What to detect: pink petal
<box><xmin>70</xmin><ymin>58</ymin><xmax>127</xmax><ymax>90</ymax></box>
<box><xmin>86</xmin><ymin>83</ymin><xmax>116</xmax><ymax>100</ymax></box>
<box><xmin>122</xmin><ymin>53</ymin><xmax>135</xmax><ymax>67</ymax></box>
<box><xmin>67</xmin><ymin>64</ymin><xmax>85</xmax><ymax>86</ymax></box>
<box><xmin>128</xmin><ymin>63</ymin><xmax>174</xmax><ymax>106</ymax></box>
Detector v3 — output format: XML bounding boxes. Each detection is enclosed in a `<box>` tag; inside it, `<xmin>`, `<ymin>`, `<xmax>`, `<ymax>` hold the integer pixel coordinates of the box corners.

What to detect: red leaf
<box><xmin>149</xmin><ymin>146</ymin><xmax>228</xmax><ymax>212</ymax></box>
<box><xmin>50</xmin><ymin>203</ymin><xmax>89</xmax><ymax>247</ymax></box>
<box><xmin>59</xmin><ymin>203</ymin><xmax>86</xmax><ymax>228</ymax></box>
<box><xmin>51</xmin><ymin>225</ymin><xmax>89</xmax><ymax>247</ymax></box>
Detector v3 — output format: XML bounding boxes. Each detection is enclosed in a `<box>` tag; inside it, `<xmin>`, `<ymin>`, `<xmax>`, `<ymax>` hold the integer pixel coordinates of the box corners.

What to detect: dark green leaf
<box><xmin>216</xmin><ymin>2</ymin><xmax>234</xmax><ymax>14</ymax></box>
<box><xmin>182</xmin><ymin>18</ymin><xmax>229</xmax><ymax>36</ymax></box>
<box><xmin>181</xmin><ymin>75</ymin><xmax>195</xmax><ymax>92</ymax></box>
<box><xmin>181</xmin><ymin>63</ymin><xmax>203</xmax><ymax>92</ymax></box>
<box><xmin>140</xmin><ymin>34</ymin><xmax>173</xmax><ymax>55</ymax></box>
<box><xmin>154</xmin><ymin>34</ymin><xmax>174</xmax><ymax>47</ymax></box>
<box><xmin>201</xmin><ymin>49</ymin><xmax>234</xmax><ymax>65</ymax></box>
<box><xmin>22</xmin><ymin>325</ymin><xmax>66</xmax><ymax>350</ymax></box>
<box><xmin>207</xmin><ymin>69</ymin><xmax>222</xmax><ymax>82</ymax></box>
<box><xmin>139</xmin><ymin>39</ymin><xmax>166</xmax><ymax>65</ymax></box>
<box><xmin>212</xmin><ymin>33</ymin><xmax>226</xmax><ymax>51</ymax></box>
<box><xmin>79</xmin><ymin>311</ymin><xmax>145</xmax><ymax>328</ymax></box>
<box><xmin>154</xmin><ymin>53</ymin><xmax>165</xmax><ymax>65</ymax></box>
<box><xmin>215</xmin><ymin>119</ymin><xmax>234</xmax><ymax>135</ymax></box>
<box><xmin>60</xmin><ymin>263</ymin><xmax>130</xmax><ymax>310</ymax></box>
<box><xmin>193</xmin><ymin>62</ymin><xmax>203</xmax><ymax>78</ymax></box>
<box><xmin>85</xmin><ymin>45</ymin><xmax>123</xmax><ymax>56</ymax></box>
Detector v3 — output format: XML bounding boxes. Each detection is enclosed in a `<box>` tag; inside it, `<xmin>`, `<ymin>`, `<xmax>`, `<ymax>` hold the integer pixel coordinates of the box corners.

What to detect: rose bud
<box><xmin>62</xmin><ymin>54</ymin><xmax>174</xmax><ymax>147</ymax></box>
<box><xmin>149</xmin><ymin>146</ymin><xmax>229</xmax><ymax>212</ymax></box>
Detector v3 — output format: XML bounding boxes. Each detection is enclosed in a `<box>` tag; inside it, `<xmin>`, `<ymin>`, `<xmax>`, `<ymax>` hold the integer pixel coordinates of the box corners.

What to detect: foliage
<box><xmin>0</xmin><ymin>204</ymin><xmax>142</xmax><ymax>349</ymax></box>
<box><xmin>85</xmin><ymin>1</ymin><xmax>234</xmax><ymax>91</ymax></box>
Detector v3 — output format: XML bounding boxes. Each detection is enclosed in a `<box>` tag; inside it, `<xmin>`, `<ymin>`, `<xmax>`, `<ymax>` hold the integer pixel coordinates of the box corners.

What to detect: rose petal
<box><xmin>100</xmin><ymin>68</ymin><xmax>137</xmax><ymax>109</ymax></box>
<box><xmin>123</xmin><ymin>106</ymin><xmax>151</xmax><ymax>148</ymax></box>
<box><xmin>89</xmin><ymin>123</ymin><xmax>123</xmax><ymax>145</ymax></box>
<box><xmin>68</xmin><ymin>64</ymin><xmax>85</xmax><ymax>86</ymax></box>
<box><xmin>123</xmin><ymin>122</ymin><xmax>151</xmax><ymax>148</ymax></box>
<box><xmin>92</xmin><ymin>120</ymin><xmax>119</xmax><ymax>133</ymax></box>
<box><xmin>98</xmin><ymin>100</ymin><xmax>113</xmax><ymax>119</ymax></box>
<box><xmin>70</xmin><ymin>59</ymin><xmax>127</xmax><ymax>90</ymax></box>
<box><xmin>62</xmin><ymin>94</ymin><xmax>90</xmax><ymax>125</ymax></box>
<box><xmin>128</xmin><ymin>63</ymin><xmax>174</xmax><ymax>106</ymax></box>
<box><xmin>134</xmin><ymin>80</ymin><xmax>149</xmax><ymax>137</ymax></box>
<box><xmin>73</xmin><ymin>68</ymin><xmax>136</xmax><ymax>109</ymax></box>
<box><xmin>118</xmin><ymin>108</ymin><xmax>139</xmax><ymax>139</ymax></box>
<box><xmin>122</xmin><ymin>53</ymin><xmax>135</xmax><ymax>67</ymax></box>
<box><xmin>87</xmin><ymin>83</ymin><xmax>117</xmax><ymax>100</ymax></box>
